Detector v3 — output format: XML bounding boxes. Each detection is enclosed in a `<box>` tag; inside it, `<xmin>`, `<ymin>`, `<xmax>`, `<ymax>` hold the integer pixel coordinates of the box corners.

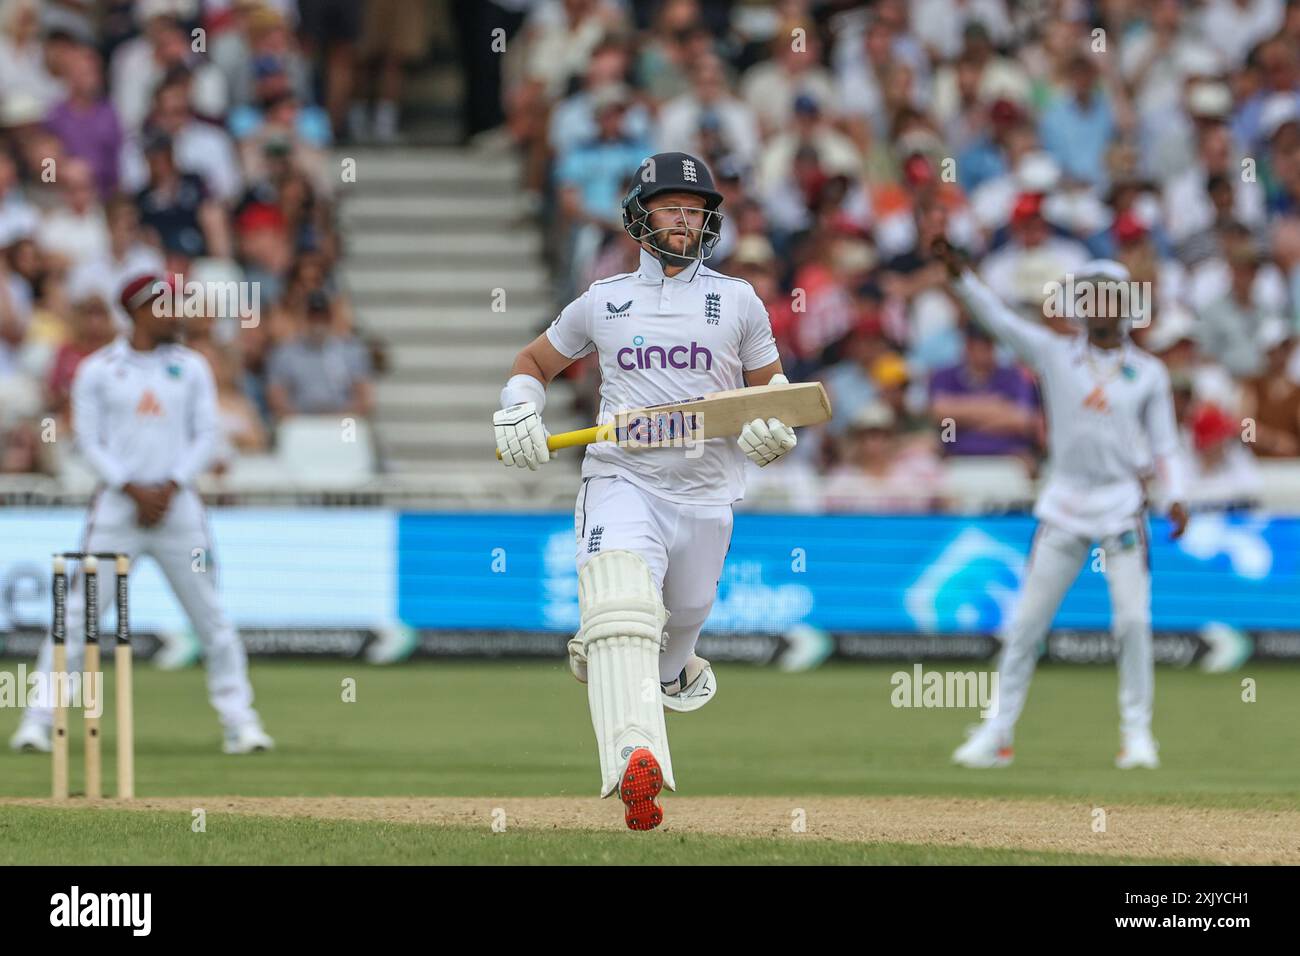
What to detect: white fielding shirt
<box><xmin>72</xmin><ymin>337</ymin><xmax>220</xmax><ymax>490</ymax></box>
<box><xmin>953</xmin><ymin>271</ymin><xmax>1187</xmax><ymax>537</ymax></box>
<box><xmin>546</xmin><ymin>249</ymin><xmax>781</xmax><ymax>505</ymax></box>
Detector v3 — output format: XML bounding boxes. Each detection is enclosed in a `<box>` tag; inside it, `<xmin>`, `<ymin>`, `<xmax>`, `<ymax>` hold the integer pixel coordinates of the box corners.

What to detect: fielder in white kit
<box><xmin>932</xmin><ymin>241</ymin><xmax>1189</xmax><ymax>770</ymax></box>
<box><xmin>9</xmin><ymin>274</ymin><xmax>274</xmax><ymax>756</ymax></box>
<box><xmin>494</xmin><ymin>152</ymin><xmax>795</xmax><ymax>829</ymax></box>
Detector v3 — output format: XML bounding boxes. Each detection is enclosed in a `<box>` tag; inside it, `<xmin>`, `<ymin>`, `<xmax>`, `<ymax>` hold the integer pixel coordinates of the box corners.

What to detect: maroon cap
<box><xmin>119</xmin><ymin>274</ymin><xmax>166</xmax><ymax>313</ymax></box>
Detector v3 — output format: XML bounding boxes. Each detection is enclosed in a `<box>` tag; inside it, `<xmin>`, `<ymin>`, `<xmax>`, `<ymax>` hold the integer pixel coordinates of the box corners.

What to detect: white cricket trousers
<box><xmin>574</xmin><ymin>476</ymin><xmax>733</xmax><ymax>683</ymax></box>
<box><xmin>987</xmin><ymin>517</ymin><xmax>1154</xmax><ymax>740</ymax></box>
<box><xmin>25</xmin><ymin>487</ymin><xmax>260</xmax><ymax>732</ymax></box>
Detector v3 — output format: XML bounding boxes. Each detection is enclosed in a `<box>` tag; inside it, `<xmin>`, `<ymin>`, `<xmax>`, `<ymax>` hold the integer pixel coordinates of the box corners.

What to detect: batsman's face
<box><xmin>645</xmin><ymin>193</ymin><xmax>708</xmax><ymax>257</ymax></box>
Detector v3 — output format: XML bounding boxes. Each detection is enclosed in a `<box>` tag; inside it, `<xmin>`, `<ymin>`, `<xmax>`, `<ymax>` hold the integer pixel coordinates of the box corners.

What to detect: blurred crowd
<box><xmin>486</xmin><ymin>0</ymin><xmax>1300</xmax><ymax>512</ymax></box>
<box><xmin>0</xmin><ymin>0</ymin><xmax>403</xmax><ymax>479</ymax></box>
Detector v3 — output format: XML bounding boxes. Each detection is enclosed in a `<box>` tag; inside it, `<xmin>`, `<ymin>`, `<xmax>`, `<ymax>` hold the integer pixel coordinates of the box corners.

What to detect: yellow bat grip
<box><xmin>495</xmin><ymin>424</ymin><xmax>616</xmax><ymax>459</ymax></box>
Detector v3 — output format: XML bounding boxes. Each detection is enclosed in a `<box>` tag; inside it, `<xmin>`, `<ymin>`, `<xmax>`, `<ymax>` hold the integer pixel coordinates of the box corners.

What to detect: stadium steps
<box><xmin>336</xmin><ymin>146</ymin><xmax>571</xmax><ymax>475</ymax></box>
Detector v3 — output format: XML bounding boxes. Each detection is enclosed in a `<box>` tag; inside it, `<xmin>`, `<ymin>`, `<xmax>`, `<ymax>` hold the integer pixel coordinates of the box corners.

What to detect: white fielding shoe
<box><xmin>8</xmin><ymin>720</ymin><xmax>52</xmax><ymax>753</ymax></box>
<box><xmin>1115</xmin><ymin>732</ymin><xmax>1160</xmax><ymax>769</ymax></box>
<box><xmin>952</xmin><ymin>724</ymin><xmax>1014</xmax><ymax>768</ymax></box>
<box><xmin>223</xmin><ymin>723</ymin><xmax>275</xmax><ymax>755</ymax></box>
<box><xmin>661</xmin><ymin>655</ymin><xmax>717</xmax><ymax>713</ymax></box>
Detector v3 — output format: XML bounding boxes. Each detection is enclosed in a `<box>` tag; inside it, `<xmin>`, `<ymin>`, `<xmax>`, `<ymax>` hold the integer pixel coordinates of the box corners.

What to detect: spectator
<box><xmin>1241</xmin><ymin>318</ymin><xmax>1300</xmax><ymax>456</ymax></box>
<box><xmin>1229</xmin><ymin>37</ymin><xmax>1300</xmax><ymax>153</ymax></box>
<box><xmin>121</xmin><ymin>73</ymin><xmax>244</xmax><ymax>204</ymax></box>
<box><xmin>237</xmin><ymin>88</ymin><xmax>332</xmax><ymax>199</ymax></box>
<box><xmin>45</xmin><ymin>293</ymin><xmax>116</xmax><ymax>423</ymax></box>
<box><xmin>134</xmin><ymin>131</ymin><xmax>230</xmax><ymax>266</ymax></box>
<box><xmin>635</xmin><ymin>0</ymin><xmax>708</xmax><ymax>103</ymax></box>
<box><xmin>0</xmin><ymin>255</ymin><xmax>40</xmax><ymax>431</ymax></box>
<box><xmin>0</xmin><ymin>148</ymin><xmax>38</xmax><ymax>245</ymax></box>
<box><xmin>930</xmin><ymin>323</ymin><xmax>1040</xmax><ymax>466</ymax></box>
<box><xmin>266</xmin><ymin>290</ymin><xmax>373</xmax><ymax>419</ymax></box>
<box><xmin>1201</xmin><ymin>0</ymin><xmax>1284</xmax><ymax>69</ymax></box>
<box><xmin>1194</xmin><ymin>239</ymin><xmax>1283</xmax><ymax>377</ymax></box>
<box><xmin>873</xmin><ymin>350</ymin><xmax>936</xmax><ymax>447</ymax></box>
<box><xmin>1038</xmin><ymin>54</ymin><xmax>1115</xmax><ymax>189</ymax></box>
<box><xmin>211</xmin><ymin>4</ymin><xmax>314</xmax><ymax>114</ymax></box>
<box><xmin>823</xmin><ymin>401</ymin><xmax>944</xmax><ymax>512</ymax></box>
<box><xmin>0</xmin><ymin>0</ymin><xmax>64</xmax><ymax>110</ymax></box>
<box><xmin>932</xmin><ymin>23</ymin><xmax>1031</xmax><ymax>142</ymax></box>
<box><xmin>549</xmin><ymin>38</ymin><xmax>651</xmax><ymax>162</ymax></box>
<box><xmin>1186</xmin><ymin>220</ymin><xmax>1289</xmax><ymax>319</ymax></box>
<box><xmin>44</xmin><ymin>43</ymin><xmax>122</xmax><ymax>201</ymax></box>
<box><xmin>351</xmin><ymin>0</ymin><xmax>429</xmax><ymax>143</ymax></box>
<box><xmin>1164</xmin><ymin>119</ymin><xmax>1265</xmax><ymax>250</ymax></box>
<box><xmin>1119</xmin><ymin>0</ymin><xmax>1224</xmax><ymax>179</ymax></box>
<box><xmin>1180</xmin><ymin>401</ymin><xmax>1263</xmax><ymax>505</ymax></box>
<box><xmin>755</xmin><ymin>93</ymin><xmax>863</xmax><ymax>214</ymax></box>
<box><xmin>741</xmin><ymin>23</ymin><xmax>838</xmax><ymax>139</ymax></box>
<box><xmin>235</xmin><ymin>200</ymin><xmax>293</xmax><ymax>305</ymax></box>
<box><xmin>979</xmin><ymin>192</ymin><xmax>1089</xmax><ymax>320</ymax></box>
<box><xmin>110</xmin><ymin>8</ymin><xmax>227</xmax><ymax>133</ymax></box>
<box><xmin>657</xmin><ymin>53</ymin><xmax>761</xmax><ymax>167</ymax></box>
<box><xmin>910</xmin><ymin>0</ymin><xmax>1013</xmax><ymax>63</ymax></box>
<box><xmin>822</xmin><ymin>314</ymin><xmax>890</xmax><ymax>436</ymax></box>
<box><xmin>1145</xmin><ymin>303</ymin><xmax>1240</xmax><ymax>408</ymax></box>
<box><xmin>35</xmin><ymin>157</ymin><xmax>109</xmax><ymax>270</ymax></box>
<box><xmin>192</xmin><ymin>339</ymin><xmax>269</xmax><ymax>467</ymax></box>
<box><xmin>66</xmin><ymin>195</ymin><xmax>166</xmax><ymax>326</ymax></box>
<box><xmin>835</xmin><ymin>12</ymin><xmax>910</xmax><ymax>139</ymax></box>
<box><xmin>229</xmin><ymin>57</ymin><xmax>331</xmax><ymax>151</ymax></box>
<box><xmin>507</xmin><ymin>0</ymin><xmax>627</xmax><ymax>202</ymax></box>
<box><xmin>555</xmin><ymin>85</ymin><xmax>650</xmax><ymax>292</ymax></box>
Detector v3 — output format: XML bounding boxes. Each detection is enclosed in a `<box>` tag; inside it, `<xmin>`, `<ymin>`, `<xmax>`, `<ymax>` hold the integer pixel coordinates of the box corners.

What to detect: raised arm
<box><xmin>932</xmin><ymin>240</ymin><xmax>1059</xmax><ymax>370</ymax></box>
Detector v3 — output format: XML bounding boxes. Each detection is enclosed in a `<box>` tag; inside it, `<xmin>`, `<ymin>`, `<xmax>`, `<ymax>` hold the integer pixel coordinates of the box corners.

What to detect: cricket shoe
<box><xmin>8</xmin><ymin>719</ymin><xmax>51</xmax><ymax>753</ymax></box>
<box><xmin>952</xmin><ymin>723</ymin><xmax>1013</xmax><ymax>768</ymax></box>
<box><xmin>619</xmin><ymin>747</ymin><xmax>665</xmax><ymax>831</ymax></box>
<box><xmin>662</xmin><ymin>654</ymin><xmax>717</xmax><ymax>713</ymax></box>
<box><xmin>223</xmin><ymin>722</ymin><xmax>275</xmax><ymax>755</ymax></box>
<box><xmin>1115</xmin><ymin>732</ymin><xmax>1159</xmax><ymax>769</ymax></box>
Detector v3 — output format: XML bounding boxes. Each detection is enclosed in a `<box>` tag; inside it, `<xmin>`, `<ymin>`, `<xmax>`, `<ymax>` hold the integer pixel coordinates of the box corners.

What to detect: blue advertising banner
<box><xmin>398</xmin><ymin>512</ymin><xmax>1300</xmax><ymax>635</ymax></box>
<box><xmin>3</xmin><ymin>510</ymin><xmax>1296</xmax><ymax>663</ymax></box>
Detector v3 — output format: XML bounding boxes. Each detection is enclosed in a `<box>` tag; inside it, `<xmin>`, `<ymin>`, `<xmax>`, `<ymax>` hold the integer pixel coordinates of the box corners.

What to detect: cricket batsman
<box><xmin>932</xmin><ymin>240</ymin><xmax>1189</xmax><ymax>770</ymax></box>
<box><xmin>493</xmin><ymin>152</ymin><xmax>794</xmax><ymax>829</ymax></box>
<box><xmin>9</xmin><ymin>275</ymin><xmax>274</xmax><ymax>756</ymax></box>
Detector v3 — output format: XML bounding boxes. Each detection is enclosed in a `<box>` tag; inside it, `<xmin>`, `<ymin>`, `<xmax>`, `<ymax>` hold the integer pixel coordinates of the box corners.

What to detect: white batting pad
<box><xmin>578</xmin><ymin>550</ymin><xmax>675</xmax><ymax>796</ymax></box>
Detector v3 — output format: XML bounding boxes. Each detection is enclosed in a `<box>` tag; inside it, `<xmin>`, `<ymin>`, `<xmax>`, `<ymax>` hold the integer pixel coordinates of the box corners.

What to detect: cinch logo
<box><xmin>617</xmin><ymin>335</ymin><xmax>713</xmax><ymax>371</ymax></box>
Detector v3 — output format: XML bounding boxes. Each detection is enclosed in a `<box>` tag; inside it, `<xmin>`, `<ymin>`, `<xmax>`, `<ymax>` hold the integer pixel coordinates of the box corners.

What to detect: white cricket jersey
<box><xmin>954</xmin><ymin>271</ymin><xmax>1187</xmax><ymax>538</ymax></box>
<box><xmin>72</xmin><ymin>337</ymin><xmax>219</xmax><ymax>490</ymax></box>
<box><xmin>546</xmin><ymin>249</ymin><xmax>780</xmax><ymax>505</ymax></box>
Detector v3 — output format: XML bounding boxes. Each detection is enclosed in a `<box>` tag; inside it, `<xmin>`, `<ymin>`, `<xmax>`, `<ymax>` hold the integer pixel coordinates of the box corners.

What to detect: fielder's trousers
<box><xmin>986</xmin><ymin>517</ymin><xmax>1154</xmax><ymax>741</ymax></box>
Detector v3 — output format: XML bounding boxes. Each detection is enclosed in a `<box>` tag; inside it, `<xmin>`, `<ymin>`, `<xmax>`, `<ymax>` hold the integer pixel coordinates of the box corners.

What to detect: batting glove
<box><xmin>494</xmin><ymin>402</ymin><xmax>550</xmax><ymax>469</ymax></box>
<box><xmin>739</xmin><ymin>416</ymin><xmax>797</xmax><ymax>466</ymax></box>
<box><xmin>737</xmin><ymin>372</ymin><xmax>797</xmax><ymax>466</ymax></box>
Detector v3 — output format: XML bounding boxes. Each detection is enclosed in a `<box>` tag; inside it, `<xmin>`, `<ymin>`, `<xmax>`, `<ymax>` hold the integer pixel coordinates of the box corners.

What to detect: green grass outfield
<box><xmin>2</xmin><ymin>660</ymin><xmax>1297</xmax><ymax>864</ymax></box>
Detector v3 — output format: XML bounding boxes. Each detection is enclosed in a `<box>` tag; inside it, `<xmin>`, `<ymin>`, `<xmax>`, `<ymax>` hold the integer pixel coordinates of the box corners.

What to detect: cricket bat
<box><xmin>497</xmin><ymin>381</ymin><xmax>832</xmax><ymax>457</ymax></box>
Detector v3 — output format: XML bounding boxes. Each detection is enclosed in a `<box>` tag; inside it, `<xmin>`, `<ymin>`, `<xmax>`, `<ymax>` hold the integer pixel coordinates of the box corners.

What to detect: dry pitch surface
<box><xmin>5</xmin><ymin>795</ymin><xmax>1298</xmax><ymax>864</ymax></box>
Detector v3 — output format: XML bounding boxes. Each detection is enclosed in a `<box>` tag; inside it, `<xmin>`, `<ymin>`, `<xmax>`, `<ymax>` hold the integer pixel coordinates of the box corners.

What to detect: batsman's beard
<box><xmin>652</xmin><ymin>229</ymin><xmax>704</xmax><ymax>267</ymax></box>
